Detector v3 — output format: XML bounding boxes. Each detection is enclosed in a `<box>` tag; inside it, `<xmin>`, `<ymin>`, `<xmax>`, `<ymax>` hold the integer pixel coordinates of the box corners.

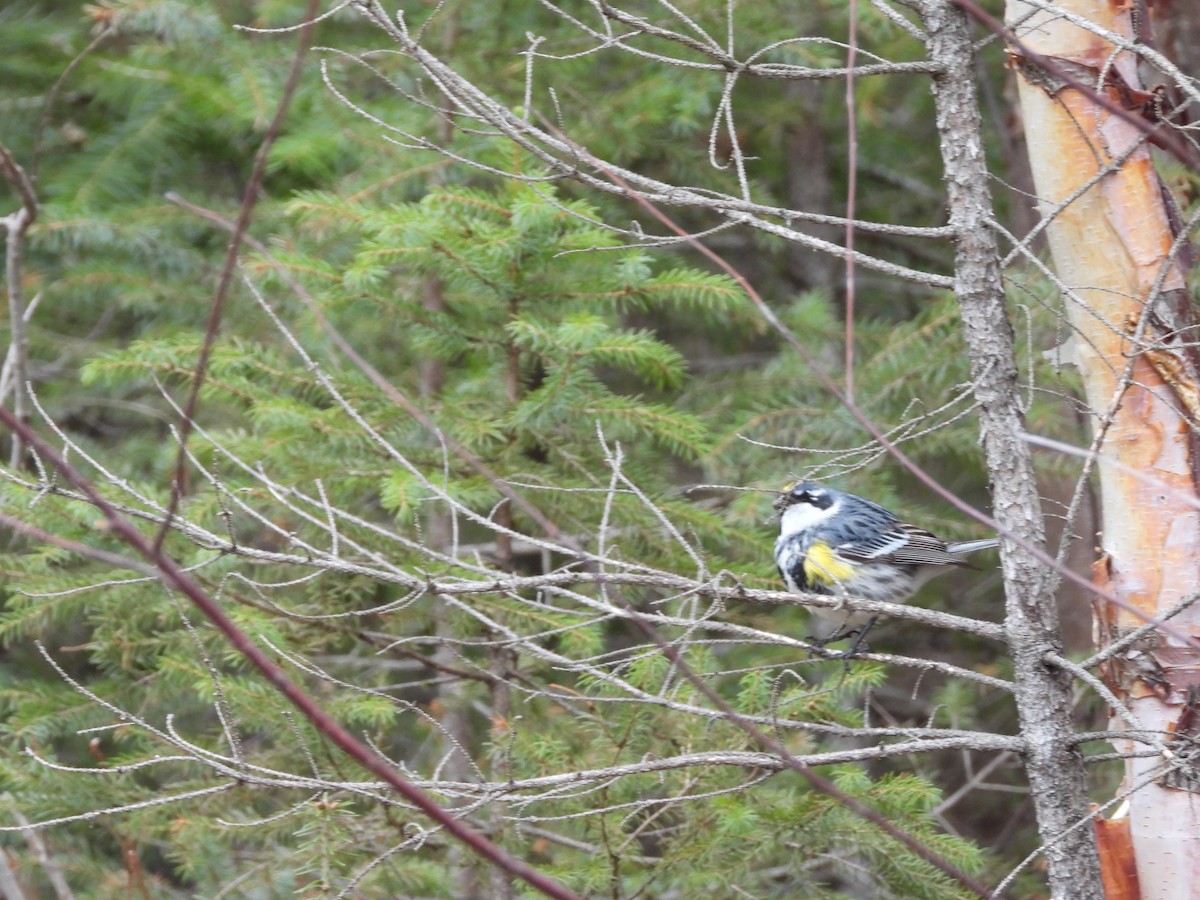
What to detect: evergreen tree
<box><xmin>0</xmin><ymin>0</ymin><xmax>1122</xmax><ymax>896</ymax></box>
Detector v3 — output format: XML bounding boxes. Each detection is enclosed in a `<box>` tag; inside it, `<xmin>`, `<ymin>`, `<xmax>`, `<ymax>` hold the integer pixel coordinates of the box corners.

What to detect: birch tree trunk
<box><xmin>1006</xmin><ymin>2</ymin><xmax>1200</xmax><ymax>896</ymax></box>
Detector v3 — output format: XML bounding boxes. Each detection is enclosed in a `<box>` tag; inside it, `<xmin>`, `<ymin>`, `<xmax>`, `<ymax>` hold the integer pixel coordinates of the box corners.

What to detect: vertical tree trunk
<box><xmin>1006</xmin><ymin>1</ymin><xmax>1200</xmax><ymax>896</ymax></box>
<box><xmin>920</xmin><ymin>2</ymin><xmax>1106</xmax><ymax>895</ymax></box>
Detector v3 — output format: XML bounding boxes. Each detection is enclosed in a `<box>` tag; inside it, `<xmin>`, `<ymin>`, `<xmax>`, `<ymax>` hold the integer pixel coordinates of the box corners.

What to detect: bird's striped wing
<box><xmin>837</xmin><ymin>522</ymin><xmax>973</xmax><ymax>568</ymax></box>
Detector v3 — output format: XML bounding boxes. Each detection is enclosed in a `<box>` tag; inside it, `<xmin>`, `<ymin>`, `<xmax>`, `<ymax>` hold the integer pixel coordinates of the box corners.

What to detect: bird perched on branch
<box><xmin>773</xmin><ymin>481</ymin><xmax>998</xmax><ymax>650</ymax></box>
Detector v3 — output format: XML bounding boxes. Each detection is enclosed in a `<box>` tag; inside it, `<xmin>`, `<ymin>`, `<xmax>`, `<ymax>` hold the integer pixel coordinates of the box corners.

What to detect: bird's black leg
<box><xmin>807</xmin><ymin>617</ymin><xmax>877</xmax><ymax>661</ymax></box>
<box><xmin>838</xmin><ymin>617</ymin><xmax>877</xmax><ymax>658</ymax></box>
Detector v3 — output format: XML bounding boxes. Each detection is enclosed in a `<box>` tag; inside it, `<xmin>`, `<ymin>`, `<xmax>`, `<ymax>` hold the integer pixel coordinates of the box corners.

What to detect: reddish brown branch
<box><xmin>951</xmin><ymin>0</ymin><xmax>1197</xmax><ymax>168</ymax></box>
<box><xmin>844</xmin><ymin>0</ymin><xmax>860</xmax><ymax>403</ymax></box>
<box><xmin>155</xmin><ymin>0</ymin><xmax>318</xmax><ymax>554</ymax></box>
<box><xmin>0</xmin><ymin>406</ymin><xmax>579</xmax><ymax>900</ymax></box>
<box><xmin>533</xmin><ymin>111</ymin><xmax>1198</xmax><ymax>652</ymax></box>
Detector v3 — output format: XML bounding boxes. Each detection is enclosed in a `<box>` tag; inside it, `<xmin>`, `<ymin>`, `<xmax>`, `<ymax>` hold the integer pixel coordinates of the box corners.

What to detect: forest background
<box><xmin>2</xmin><ymin>0</ymin><xmax>1199</xmax><ymax>897</ymax></box>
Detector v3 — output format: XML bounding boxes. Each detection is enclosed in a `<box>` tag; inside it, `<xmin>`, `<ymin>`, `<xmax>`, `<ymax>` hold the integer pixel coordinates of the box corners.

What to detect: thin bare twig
<box><xmin>0</xmin><ymin>144</ymin><xmax>38</xmax><ymax>467</ymax></box>
<box><xmin>950</xmin><ymin>0</ymin><xmax>1197</xmax><ymax>167</ymax></box>
<box><xmin>155</xmin><ymin>0</ymin><xmax>319</xmax><ymax>553</ymax></box>
<box><xmin>163</xmin><ymin>191</ymin><xmax>579</xmax><ymax>551</ymax></box>
<box><xmin>844</xmin><ymin>0</ymin><xmax>860</xmax><ymax>403</ymax></box>
<box><xmin>0</xmin><ymin>405</ymin><xmax>579</xmax><ymax>900</ymax></box>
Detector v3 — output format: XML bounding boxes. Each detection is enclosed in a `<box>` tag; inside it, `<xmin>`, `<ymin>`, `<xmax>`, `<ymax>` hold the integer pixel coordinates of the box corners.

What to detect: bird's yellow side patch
<box><xmin>803</xmin><ymin>540</ymin><xmax>857</xmax><ymax>588</ymax></box>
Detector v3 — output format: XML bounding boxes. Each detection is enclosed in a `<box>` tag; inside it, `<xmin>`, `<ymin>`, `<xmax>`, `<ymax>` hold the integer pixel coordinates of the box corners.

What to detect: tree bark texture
<box><xmin>921</xmin><ymin>2</ymin><xmax>1105</xmax><ymax>896</ymax></box>
<box><xmin>1006</xmin><ymin>2</ymin><xmax>1200</xmax><ymax>897</ymax></box>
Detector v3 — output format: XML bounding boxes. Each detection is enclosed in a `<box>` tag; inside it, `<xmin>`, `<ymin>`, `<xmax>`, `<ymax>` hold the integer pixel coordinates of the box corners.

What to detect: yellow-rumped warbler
<box><xmin>773</xmin><ymin>481</ymin><xmax>997</xmax><ymax>644</ymax></box>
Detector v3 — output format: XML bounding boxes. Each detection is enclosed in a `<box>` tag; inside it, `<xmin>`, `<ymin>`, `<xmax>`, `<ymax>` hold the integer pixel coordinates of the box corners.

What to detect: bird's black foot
<box><xmin>806</xmin><ymin>617</ymin><xmax>878</xmax><ymax>661</ymax></box>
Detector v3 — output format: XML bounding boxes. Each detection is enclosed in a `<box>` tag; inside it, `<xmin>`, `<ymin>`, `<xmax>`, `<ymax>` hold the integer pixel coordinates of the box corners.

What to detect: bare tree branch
<box><xmin>0</xmin><ymin>144</ymin><xmax>38</xmax><ymax>467</ymax></box>
<box><xmin>920</xmin><ymin>1</ymin><xmax>1102</xmax><ymax>892</ymax></box>
<box><xmin>155</xmin><ymin>0</ymin><xmax>321</xmax><ymax>553</ymax></box>
<box><xmin>0</xmin><ymin>407</ymin><xmax>581</xmax><ymax>900</ymax></box>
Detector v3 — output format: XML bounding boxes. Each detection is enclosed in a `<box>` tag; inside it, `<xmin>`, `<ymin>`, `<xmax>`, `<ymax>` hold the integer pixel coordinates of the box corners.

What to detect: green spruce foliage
<box><xmin>0</xmin><ymin>0</ymin><xmax>1086</xmax><ymax>896</ymax></box>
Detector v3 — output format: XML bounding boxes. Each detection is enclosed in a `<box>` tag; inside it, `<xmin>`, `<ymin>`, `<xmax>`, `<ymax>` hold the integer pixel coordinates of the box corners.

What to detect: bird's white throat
<box><xmin>778</xmin><ymin>498</ymin><xmax>839</xmax><ymax>538</ymax></box>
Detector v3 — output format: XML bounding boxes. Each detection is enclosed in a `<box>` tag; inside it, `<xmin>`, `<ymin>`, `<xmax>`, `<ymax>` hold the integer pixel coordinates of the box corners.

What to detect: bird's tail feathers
<box><xmin>946</xmin><ymin>537</ymin><xmax>999</xmax><ymax>556</ymax></box>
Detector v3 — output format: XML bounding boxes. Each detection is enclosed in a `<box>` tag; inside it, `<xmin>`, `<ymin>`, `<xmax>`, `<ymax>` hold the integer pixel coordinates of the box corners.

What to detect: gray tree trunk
<box><xmin>919</xmin><ymin>2</ymin><xmax>1105</xmax><ymax>896</ymax></box>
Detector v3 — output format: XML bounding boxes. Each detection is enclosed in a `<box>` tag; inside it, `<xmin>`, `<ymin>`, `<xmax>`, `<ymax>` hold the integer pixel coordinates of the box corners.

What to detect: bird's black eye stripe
<box><xmin>793</xmin><ymin>485</ymin><xmax>833</xmax><ymax>509</ymax></box>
